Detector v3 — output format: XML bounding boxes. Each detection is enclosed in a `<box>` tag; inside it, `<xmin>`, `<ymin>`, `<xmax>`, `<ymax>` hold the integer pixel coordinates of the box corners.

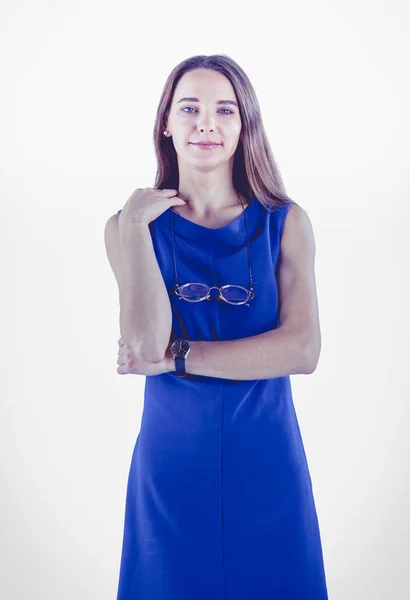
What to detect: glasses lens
<box><xmin>220</xmin><ymin>286</ymin><xmax>249</xmax><ymax>303</ymax></box>
<box><xmin>180</xmin><ymin>283</ymin><xmax>209</xmax><ymax>300</ymax></box>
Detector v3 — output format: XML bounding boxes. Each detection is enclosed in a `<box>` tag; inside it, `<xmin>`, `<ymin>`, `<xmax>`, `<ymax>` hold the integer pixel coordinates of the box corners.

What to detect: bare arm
<box><xmin>162</xmin><ymin>329</ymin><xmax>310</xmax><ymax>380</ymax></box>
<box><xmin>104</xmin><ymin>214</ymin><xmax>172</xmax><ymax>363</ymax></box>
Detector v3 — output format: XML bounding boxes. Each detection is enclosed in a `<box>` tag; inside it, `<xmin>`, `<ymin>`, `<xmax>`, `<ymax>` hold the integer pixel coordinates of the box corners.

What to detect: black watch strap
<box><xmin>175</xmin><ymin>356</ymin><xmax>186</xmax><ymax>378</ymax></box>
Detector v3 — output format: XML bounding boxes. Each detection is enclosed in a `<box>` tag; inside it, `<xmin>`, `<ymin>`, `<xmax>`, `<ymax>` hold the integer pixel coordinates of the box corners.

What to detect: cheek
<box><xmin>223</xmin><ymin>122</ymin><xmax>242</xmax><ymax>140</ymax></box>
<box><xmin>224</xmin><ymin>116</ymin><xmax>241</xmax><ymax>131</ymax></box>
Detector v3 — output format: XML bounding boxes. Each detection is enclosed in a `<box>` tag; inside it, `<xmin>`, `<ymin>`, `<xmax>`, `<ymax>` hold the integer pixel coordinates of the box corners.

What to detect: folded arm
<box><xmin>163</xmin><ymin>204</ymin><xmax>321</xmax><ymax>380</ymax></box>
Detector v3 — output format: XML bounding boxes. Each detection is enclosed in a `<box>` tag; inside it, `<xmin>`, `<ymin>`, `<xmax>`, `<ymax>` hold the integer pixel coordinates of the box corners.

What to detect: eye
<box><xmin>181</xmin><ymin>106</ymin><xmax>234</xmax><ymax>115</ymax></box>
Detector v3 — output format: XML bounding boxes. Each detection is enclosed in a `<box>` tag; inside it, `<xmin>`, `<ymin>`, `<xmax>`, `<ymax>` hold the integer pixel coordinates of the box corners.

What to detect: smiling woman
<box><xmin>112</xmin><ymin>54</ymin><xmax>328</xmax><ymax>600</ymax></box>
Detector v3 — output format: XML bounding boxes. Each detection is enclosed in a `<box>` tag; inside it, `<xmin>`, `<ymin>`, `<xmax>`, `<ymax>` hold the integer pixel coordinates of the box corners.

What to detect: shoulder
<box><xmin>283</xmin><ymin>202</ymin><xmax>311</xmax><ymax>226</ymax></box>
<box><xmin>105</xmin><ymin>212</ymin><xmax>120</xmax><ymax>226</ymax></box>
<box><xmin>104</xmin><ymin>213</ymin><xmax>120</xmax><ymax>255</ymax></box>
<box><xmin>104</xmin><ymin>212</ymin><xmax>120</xmax><ymax>235</ymax></box>
<box><xmin>281</xmin><ymin>203</ymin><xmax>316</xmax><ymax>259</ymax></box>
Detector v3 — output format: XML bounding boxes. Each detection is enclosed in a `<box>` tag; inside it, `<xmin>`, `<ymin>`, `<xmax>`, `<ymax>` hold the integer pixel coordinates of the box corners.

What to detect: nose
<box><xmin>198</xmin><ymin>125</ymin><xmax>214</xmax><ymax>133</ymax></box>
<box><xmin>196</xmin><ymin>113</ymin><xmax>215</xmax><ymax>133</ymax></box>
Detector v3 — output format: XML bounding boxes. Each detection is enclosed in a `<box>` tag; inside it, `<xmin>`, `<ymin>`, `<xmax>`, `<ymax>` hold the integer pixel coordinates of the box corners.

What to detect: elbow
<box><xmin>301</xmin><ymin>340</ymin><xmax>321</xmax><ymax>374</ymax></box>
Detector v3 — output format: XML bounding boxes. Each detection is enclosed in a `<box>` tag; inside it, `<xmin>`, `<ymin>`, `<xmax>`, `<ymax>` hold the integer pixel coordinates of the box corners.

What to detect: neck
<box><xmin>175</xmin><ymin>165</ymin><xmax>246</xmax><ymax>216</ymax></box>
<box><xmin>176</xmin><ymin>187</ymin><xmax>245</xmax><ymax>218</ymax></box>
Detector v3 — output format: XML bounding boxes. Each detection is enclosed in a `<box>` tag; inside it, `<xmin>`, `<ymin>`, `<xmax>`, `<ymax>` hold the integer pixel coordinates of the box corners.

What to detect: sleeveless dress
<box><xmin>115</xmin><ymin>196</ymin><xmax>328</xmax><ymax>600</ymax></box>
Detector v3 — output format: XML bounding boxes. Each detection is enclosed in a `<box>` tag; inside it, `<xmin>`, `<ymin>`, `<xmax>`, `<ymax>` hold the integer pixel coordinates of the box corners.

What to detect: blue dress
<box><xmin>115</xmin><ymin>196</ymin><xmax>328</xmax><ymax>599</ymax></box>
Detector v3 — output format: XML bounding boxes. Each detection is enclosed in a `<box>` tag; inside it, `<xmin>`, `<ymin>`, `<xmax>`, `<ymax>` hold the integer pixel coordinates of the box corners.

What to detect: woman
<box><xmin>105</xmin><ymin>53</ymin><xmax>328</xmax><ymax>599</ymax></box>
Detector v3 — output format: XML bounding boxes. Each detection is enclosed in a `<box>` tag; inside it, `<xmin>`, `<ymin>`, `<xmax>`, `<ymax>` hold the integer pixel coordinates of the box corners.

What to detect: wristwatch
<box><xmin>170</xmin><ymin>339</ymin><xmax>191</xmax><ymax>378</ymax></box>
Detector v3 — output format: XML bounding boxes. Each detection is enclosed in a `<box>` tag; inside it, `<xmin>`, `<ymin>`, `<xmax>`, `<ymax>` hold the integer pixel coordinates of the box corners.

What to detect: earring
<box><xmin>163</xmin><ymin>130</ymin><xmax>168</xmax><ymax>136</ymax></box>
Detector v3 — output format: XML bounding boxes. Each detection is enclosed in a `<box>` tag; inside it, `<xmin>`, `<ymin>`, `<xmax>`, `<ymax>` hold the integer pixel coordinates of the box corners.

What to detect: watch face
<box><xmin>172</xmin><ymin>339</ymin><xmax>190</xmax><ymax>358</ymax></box>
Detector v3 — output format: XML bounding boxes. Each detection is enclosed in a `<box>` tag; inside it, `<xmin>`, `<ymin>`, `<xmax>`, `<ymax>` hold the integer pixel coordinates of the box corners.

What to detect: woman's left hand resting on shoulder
<box><xmin>117</xmin><ymin>338</ymin><xmax>171</xmax><ymax>376</ymax></box>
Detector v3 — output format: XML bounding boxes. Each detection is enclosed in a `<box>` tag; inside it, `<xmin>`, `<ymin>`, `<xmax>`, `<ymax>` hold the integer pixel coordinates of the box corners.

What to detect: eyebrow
<box><xmin>176</xmin><ymin>97</ymin><xmax>238</xmax><ymax>107</ymax></box>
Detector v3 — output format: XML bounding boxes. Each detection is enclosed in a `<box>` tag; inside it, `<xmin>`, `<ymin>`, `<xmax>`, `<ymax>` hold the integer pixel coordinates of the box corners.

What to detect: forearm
<box><xmin>165</xmin><ymin>327</ymin><xmax>314</xmax><ymax>380</ymax></box>
<box><xmin>119</xmin><ymin>221</ymin><xmax>171</xmax><ymax>362</ymax></box>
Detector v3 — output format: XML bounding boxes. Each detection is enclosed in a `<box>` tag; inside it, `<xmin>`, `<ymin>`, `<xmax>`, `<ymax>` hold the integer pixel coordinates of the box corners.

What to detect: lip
<box><xmin>189</xmin><ymin>142</ymin><xmax>222</xmax><ymax>146</ymax></box>
<box><xmin>189</xmin><ymin>142</ymin><xmax>222</xmax><ymax>151</ymax></box>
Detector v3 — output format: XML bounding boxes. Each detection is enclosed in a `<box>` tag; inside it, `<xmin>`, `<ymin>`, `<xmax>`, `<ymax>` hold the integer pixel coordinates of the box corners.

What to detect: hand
<box><xmin>117</xmin><ymin>338</ymin><xmax>172</xmax><ymax>376</ymax></box>
<box><xmin>118</xmin><ymin>187</ymin><xmax>187</xmax><ymax>226</ymax></box>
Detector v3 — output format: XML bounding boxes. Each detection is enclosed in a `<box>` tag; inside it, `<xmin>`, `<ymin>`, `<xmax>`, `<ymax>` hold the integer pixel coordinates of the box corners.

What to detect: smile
<box><xmin>189</xmin><ymin>143</ymin><xmax>222</xmax><ymax>150</ymax></box>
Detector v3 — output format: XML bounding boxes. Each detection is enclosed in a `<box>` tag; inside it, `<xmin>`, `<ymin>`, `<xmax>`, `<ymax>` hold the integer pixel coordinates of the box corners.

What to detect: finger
<box><xmin>117</xmin><ymin>349</ymin><xmax>129</xmax><ymax>363</ymax></box>
<box><xmin>117</xmin><ymin>359</ymin><xmax>132</xmax><ymax>374</ymax></box>
<box><xmin>161</xmin><ymin>188</ymin><xmax>179</xmax><ymax>197</ymax></box>
<box><xmin>118</xmin><ymin>350</ymin><xmax>132</xmax><ymax>365</ymax></box>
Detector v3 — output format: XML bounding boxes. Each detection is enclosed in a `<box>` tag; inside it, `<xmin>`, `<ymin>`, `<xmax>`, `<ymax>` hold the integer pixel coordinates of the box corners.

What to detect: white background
<box><xmin>1</xmin><ymin>0</ymin><xmax>409</xmax><ymax>598</ymax></box>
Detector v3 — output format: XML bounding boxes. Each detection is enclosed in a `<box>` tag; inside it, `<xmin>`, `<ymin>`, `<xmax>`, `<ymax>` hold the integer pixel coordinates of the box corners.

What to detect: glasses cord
<box><xmin>170</xmin><ymin>191</ymin><xmax>256</xmax><ymax>299</ymax></box>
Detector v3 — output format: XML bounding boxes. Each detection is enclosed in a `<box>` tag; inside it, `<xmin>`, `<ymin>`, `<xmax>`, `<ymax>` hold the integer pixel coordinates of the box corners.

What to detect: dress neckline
<box><xmin>170</xmin><ymin>196</ymin><xmax>256</xmax><ymax>230</ymax></box>
<box><xmin>158</xmin><ymin>195</ymin><xmax>260</xmax><ymax>245</ymax></box>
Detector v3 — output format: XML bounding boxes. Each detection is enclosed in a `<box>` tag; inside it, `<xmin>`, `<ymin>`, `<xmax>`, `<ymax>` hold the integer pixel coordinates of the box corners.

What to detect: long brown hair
<box><xmin>152</xmin><ymin>54</ymin><xmax>298</xmax><ymax>212</ymax></box>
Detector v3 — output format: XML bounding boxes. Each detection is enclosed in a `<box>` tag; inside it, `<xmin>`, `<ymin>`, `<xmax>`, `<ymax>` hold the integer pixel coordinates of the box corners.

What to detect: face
<box><xmin>165</xmin><ymin>69</ymin><xmax>242</xmax><ymax>169</ymax></box>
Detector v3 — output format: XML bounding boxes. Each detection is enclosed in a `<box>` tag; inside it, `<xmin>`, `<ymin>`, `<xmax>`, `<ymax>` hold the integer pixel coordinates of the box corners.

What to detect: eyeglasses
<box><xmin>174</xmin><ymin>282</ymin><xmax>255</xmax><ymax>305</ymax></box>
<box><xmin>169</xmin><ymin>192</ymin><xmax>256</xmax><ymax>307</ymax></box>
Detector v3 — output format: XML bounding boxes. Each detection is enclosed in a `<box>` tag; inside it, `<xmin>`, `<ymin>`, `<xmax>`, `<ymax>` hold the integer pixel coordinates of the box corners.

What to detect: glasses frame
<box><xmin>174</xmin><ymin>282</ymin><xmax>255</xmax><ymax>306</ymax></box>
<box><xmin>170</xmin><ymin>192</ymin><xmax>257</xmax><ymax>307</ymax></box>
